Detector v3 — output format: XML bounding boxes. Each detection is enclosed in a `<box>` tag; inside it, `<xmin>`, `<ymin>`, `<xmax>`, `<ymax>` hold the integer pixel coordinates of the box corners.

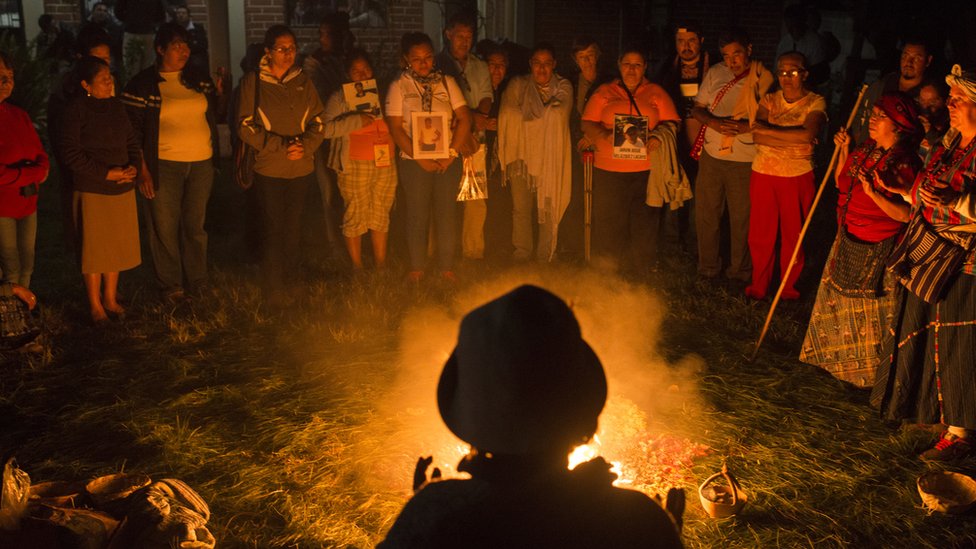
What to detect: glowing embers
<box><xmin>568</xmin><ymin>397</ymin><xmax>711</xmax><ymax>496</ymax></box>
<box><xmin>568</xmin><ymin>435</ymin><xmax>629</xmax><ymax>485</ymax></box>
<box><xmin>434</xmin><ymin>397</ymin><xmax>711</xmax><ymax>497</ymax></box>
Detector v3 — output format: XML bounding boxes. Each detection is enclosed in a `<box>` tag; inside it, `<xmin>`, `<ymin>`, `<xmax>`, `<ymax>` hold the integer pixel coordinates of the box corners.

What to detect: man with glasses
<box><xmin>744</xmin><ymin>52</ymin><xmax>826</xmax><ymax>301</ymax></box>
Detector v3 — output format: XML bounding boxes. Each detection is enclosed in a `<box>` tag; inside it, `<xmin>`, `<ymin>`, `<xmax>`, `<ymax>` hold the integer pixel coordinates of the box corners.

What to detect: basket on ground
<box><xmin>85</xmin><ymin>473</ymin><xmax>151</xmax><ymax>507</ymax></box>
<box><xmin>29</xmin><ymin>480</ymin><xmax>87</xmax><ymax>508</ymax></box>
<box><xmin>917</xmin><ymin>470</ymin><xmax>976</xmax><ymax>514</ymax></box>
<box><xmin>699</xmin><ymin>464</ymin><xmax>747</xmax><ymax>518</ymax></box>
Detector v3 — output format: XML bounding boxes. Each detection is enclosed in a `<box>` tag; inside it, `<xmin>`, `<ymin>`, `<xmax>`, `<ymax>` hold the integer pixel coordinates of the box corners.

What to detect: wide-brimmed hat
<box><xmin>873</xmin><ymin>92</ymin><xmax>922</xmax><ymax>137</ymax></box>
<box><xmin>437</xmin><ymin>285</ymin><xmax>607</xmax><ymax>455</ymax></box>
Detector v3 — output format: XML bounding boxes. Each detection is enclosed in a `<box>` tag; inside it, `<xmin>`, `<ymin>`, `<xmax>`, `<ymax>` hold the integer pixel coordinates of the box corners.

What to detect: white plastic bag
<box><xmin>457</xmin><ymin>145</ymin><xmax>488</xmax><ymax>202</ymax></box>
<box><xmin>0</xmin><ymin>457</ymin><xmax>31</xmax><ymax>531</ymax></box>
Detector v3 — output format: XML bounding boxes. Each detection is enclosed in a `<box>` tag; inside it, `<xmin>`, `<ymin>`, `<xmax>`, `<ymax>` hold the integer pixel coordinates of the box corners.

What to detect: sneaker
<box><xmin>406</xmin><ymin>271</ymin><xmax>424</xmax><ymax>283</ymax></box>
<box><xmin>920</xmin><ymin>431</ymin><xmax>975</xmax><ymax>462</ymax></box>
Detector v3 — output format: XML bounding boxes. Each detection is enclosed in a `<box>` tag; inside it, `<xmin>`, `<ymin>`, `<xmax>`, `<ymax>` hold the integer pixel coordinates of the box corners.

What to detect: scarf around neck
<box><xmin>409</xmin><ymin>69</ymin><xmax>444</xmax><ymax>112</ymax></box>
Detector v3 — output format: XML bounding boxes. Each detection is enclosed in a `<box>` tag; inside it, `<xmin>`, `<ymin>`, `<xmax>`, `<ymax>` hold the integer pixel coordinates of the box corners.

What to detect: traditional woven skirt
<box><xmin>74</xmin><ymin>190</ymin><xmax>141</xmax><ymax>274</ymax></box>
<box><xmin>871</xmin><ymin>273</ymin><xmax>976</xmax><ymax>429</ymax></box>
<box><xmin>800</xmin><ymin>235</ymin><xmax>898</xmax><ymax>387</ymax></box>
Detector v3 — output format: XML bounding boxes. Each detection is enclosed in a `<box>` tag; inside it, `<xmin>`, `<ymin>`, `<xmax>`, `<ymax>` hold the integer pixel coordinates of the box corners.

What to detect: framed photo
<box><xmin>343</xmin><ymin>79</ymin><xmax>380</xmax><ymax>115</ymax></box>
<box><xmin>286</xmin><ymin>0</ymin><xmax>387</xmax><ymax>28</ymax></box>
<box><xmin>411</xmin><ymin>112</ymin><xmax>449</xmax><ymax>159</ymax></box>
<box><xmin>612</xmin><ymin>114</ymin><xmax>649</xmax><ymax>160</ymax></box>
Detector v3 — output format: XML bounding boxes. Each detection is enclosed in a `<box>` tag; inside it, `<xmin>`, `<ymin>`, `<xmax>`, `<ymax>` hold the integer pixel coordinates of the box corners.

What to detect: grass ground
<box><xmin>3</xmin><ymin>161</ymin><xmax>976</xmax><ymax>548</ymax></box>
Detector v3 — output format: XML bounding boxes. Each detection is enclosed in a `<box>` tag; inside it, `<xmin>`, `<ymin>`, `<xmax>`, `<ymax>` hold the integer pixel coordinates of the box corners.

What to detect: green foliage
<box><xmin>1</xmin><ymin>34</ymin><xmax>53</xmax><ymax>133</ymax></box>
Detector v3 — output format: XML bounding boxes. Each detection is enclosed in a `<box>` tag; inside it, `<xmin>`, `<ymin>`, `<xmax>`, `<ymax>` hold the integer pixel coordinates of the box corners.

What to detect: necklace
<box><xmin>848</xmin><ymin>143</ymin><xmax>891</xmax><ymax>183</ymax></box>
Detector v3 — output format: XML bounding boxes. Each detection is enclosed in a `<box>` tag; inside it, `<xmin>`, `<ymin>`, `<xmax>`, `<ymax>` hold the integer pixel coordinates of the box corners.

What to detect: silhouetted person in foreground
<box><xmin>379</xmin><ymin>285</ymin><xmax>684</xmax><ymax>548</ymax></box>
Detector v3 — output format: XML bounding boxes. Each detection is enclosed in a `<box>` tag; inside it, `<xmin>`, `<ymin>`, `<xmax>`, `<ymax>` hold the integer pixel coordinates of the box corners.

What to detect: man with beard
<box><xmin>850</xmin><ymin>37</ymin><xmax>932</xmax><ymax>144</ymax></box>
<box><xmin>657</xmin><ymin>23</ymin><xmax>708</xmax><ymax>251</ymax></box>
<box><xmin>917</xmin><ymin>79</ymin><xmax>950</xmax><ymax>156</ymax></box>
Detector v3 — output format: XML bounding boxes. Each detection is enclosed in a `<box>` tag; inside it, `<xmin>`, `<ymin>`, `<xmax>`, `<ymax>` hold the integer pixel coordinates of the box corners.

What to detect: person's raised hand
<box><xmin>920</xmin><ymin>175</ymin><xmax>961</xmax><ymax>209</ymax></box>
<box><xmin>833</xmin><ymin>128</ymin><xmax>850</xmax><ymax>149</ymax></box>
<box><xmin>412</xmin><ymin>456</ymin><xmax>441</xmax><ymax>492</ymax></box>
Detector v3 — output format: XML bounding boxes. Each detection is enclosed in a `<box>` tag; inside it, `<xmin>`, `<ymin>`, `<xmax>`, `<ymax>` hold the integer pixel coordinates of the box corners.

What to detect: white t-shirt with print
<box><xmin>385</xmin><ymin>72</ymin><xmax>467</xmax><ymax>159</ymax></box>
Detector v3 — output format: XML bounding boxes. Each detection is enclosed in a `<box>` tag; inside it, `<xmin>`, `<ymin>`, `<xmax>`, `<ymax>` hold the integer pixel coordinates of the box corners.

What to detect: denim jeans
<box><xmin>144</xmin><ymin>159</ymin><xmax>214</xmax><ymax>293</ymax></box>
<box><xmin>398</xmin><ymin>158</ymin><xmax>461</xmax><ymax>271</ymax></box>
<box><xmin>0</xmin><ymin>213</ymin><xmax>37</xmax><ymax>288</ymax></box>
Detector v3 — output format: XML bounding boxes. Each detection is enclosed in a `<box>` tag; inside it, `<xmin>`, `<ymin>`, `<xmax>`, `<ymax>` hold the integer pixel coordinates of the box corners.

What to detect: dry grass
<box><xmin>3</xmin><ymin>166</ymin><xmax>976</xmax><ymax>548</ymax></box>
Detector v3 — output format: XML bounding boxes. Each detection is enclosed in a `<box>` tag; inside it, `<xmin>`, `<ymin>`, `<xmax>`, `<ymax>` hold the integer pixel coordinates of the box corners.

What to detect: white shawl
<box><xmin>498</xmin><ymin>74</ymin><xmax>573</xmax><ymax>261</ymax></box>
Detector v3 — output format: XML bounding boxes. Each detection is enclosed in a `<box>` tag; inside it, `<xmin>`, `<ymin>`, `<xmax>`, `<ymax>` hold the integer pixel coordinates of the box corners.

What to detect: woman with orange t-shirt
<box><xmin>581</xmin><ymin>46</ymin><xmax>679</xmax><ymax>274</ymax></box>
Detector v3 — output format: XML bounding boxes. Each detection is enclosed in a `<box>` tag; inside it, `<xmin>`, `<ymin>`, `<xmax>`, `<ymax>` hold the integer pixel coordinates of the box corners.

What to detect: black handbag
<box><xmin>234</xmin><ymin>72</ymin><xmax>260</xmax><ymax>190</ymax></box>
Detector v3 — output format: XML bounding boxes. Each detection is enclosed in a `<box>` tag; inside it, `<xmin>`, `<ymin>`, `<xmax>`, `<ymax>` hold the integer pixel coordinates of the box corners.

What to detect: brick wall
<box><xmin>530</xmin><ymin>0</ymin><xmax>784</xmax><ymax>79</ymax></box>
<box><xmin>44</xmin><ymin>0</ymin><xmax>787</xmax><ymax>74</ymax></box>
<box><xmin>533</xmin><ymin>0</ymin><xmax>623</xmax><ymax>73</ymax></box>
<box><xmin>242</xmin><ymin>0</ymin><xmax>424</xmax><ymax>79</ymax></box>
<box><xmin>671</xmin><ymin>0</ymin><xmax>784</xmax><ymax>66</ymax></box>
<box><xmin>185</xmin><ymin>0</ymin><xmax>209</xmax><ymax>24</ymax></box>
<box><xmin>44</xmin><ymin>1</ymin><xmax>82</xmax><ymax>25</ymax></box>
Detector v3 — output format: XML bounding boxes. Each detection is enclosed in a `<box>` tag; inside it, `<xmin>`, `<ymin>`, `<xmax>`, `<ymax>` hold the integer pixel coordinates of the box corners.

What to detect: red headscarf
<box><xmin>873</xmin><ymin>92</ymin><xmax>922</xmax><ymax>138</ymax></box>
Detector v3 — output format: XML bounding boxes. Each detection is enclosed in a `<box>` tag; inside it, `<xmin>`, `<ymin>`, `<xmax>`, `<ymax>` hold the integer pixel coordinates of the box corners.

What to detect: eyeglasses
<box><xmin>776</xmin><ymin>69</ymin><xmax>806</xmax><ymax>78</ymax></box>
<box><xmin>271</xmin><ymin>46</ymin><xmax>297</xmax><ymax>54</ymax></box>
<box><xmin>869</xmin><ymin>111</ymin><xmax>889</xmax><ymax>120</ymax></box>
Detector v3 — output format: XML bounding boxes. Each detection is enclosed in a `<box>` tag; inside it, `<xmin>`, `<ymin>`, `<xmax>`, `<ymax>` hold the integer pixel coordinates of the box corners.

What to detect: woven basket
<box><xmin>699</xmin><ymin>464</ymin><xmax>747</xmax><ymax>518</ymax></box>
<box><xmin>29</xmin><ymin>480</ymin><xmax>87</xmax><ymax>508</ymax></box>
<box><xmin>917</xmin><ymin>471</ymin><xmax>976</xmax><ymax>514</ymax></box>
<box><xmin>85</xmin><ymin>473</ymin><xmax>151</xmax><ymax>507</ymax></box>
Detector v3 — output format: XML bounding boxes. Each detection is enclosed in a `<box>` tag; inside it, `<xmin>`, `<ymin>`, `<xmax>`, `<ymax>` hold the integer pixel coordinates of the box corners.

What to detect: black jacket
<box><xmin>122</xmin><ymin>65</ymin><xmax>221</xmax><ymax>187</ymax></box>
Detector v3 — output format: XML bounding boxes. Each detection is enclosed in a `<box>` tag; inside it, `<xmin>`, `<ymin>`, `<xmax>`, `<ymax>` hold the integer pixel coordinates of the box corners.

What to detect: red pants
<box><xmin>746</xmin><ymin>170</ymin><xmax>814</xmax><ymax>299</ymax></box>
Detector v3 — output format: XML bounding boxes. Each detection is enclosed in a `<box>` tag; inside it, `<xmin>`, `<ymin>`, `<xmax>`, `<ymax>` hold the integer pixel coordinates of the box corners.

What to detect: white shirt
<box><xmin>385</xmin><ymin>71</ymin><xmax>467</xmax><ymax>158</ymax></box>
<box><xmin>436</xmin><ymin>50</ymin><xmax>493</xmax><ymax>109</ymax></box>
<box><xmin>695</xmin><ymin>62</ymin><xmax>757</xmax><ymax>163</ymax></box>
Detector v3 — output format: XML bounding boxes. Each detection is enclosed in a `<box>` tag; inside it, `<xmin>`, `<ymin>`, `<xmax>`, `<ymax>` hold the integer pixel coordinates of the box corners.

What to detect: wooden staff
<box><xmin>583</xmin><ymin>149</ymin><xmax>595</xmax><ymax>263</ymax></box>
<box><xmin>750</xmin><ymin>84</ymin><xmax>869</xmax><ymax>361</ymax></box>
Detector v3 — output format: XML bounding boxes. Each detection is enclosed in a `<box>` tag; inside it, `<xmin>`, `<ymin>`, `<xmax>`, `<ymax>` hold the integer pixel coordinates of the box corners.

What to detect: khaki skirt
<box><xmin>73</xmin><ymin>190</ymin><xmax>141</xmax><ymax>274</ymax></box>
